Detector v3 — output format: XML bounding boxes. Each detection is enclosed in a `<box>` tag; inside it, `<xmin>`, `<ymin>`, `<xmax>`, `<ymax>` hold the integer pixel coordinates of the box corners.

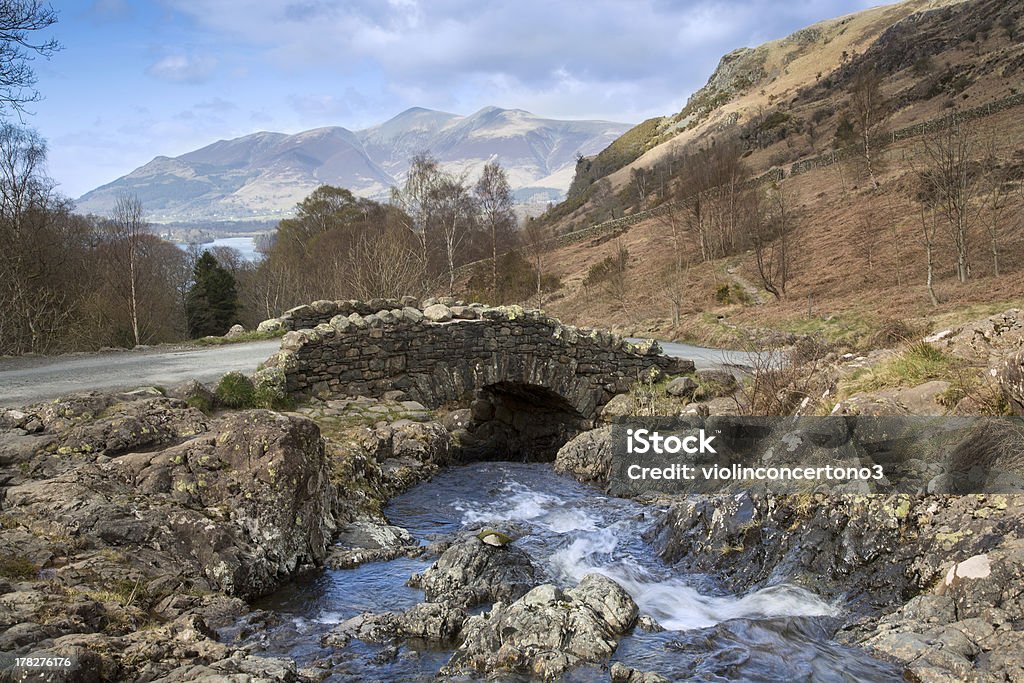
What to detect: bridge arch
<box><xmin>263</xmin><ymin>299</ymin><xmax>692</xmax><ymax>458</ymax></box>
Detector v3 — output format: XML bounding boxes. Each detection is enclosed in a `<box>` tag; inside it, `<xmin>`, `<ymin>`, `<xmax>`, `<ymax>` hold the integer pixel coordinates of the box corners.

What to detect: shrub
<box><xmin>186</xmin><ymin>394</ymin><xmax>213</xmax><ymax>414</ymax></box>
<box><xmin>583</xmin><ymin>247</ymin><xmax>628</xmax><ymax>288</ymax></box>
<box><xmin>714</xmin><ymin>283</ymin><xmax>751</xmax><ymax>305</ymax></box>
<box><xmin>869</xmin><ymin>319</ymin><xmax>922</xmax><ymax>348</ymax></box>
<box><xmin>215</xmin><ymin>372</ymin><xmax>256</xmax><ymax>409</ymax></box>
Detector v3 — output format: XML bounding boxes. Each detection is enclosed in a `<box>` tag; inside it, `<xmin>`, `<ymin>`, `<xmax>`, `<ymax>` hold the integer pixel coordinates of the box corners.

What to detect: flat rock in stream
<box><xmin>412</xmin><ymin>533</ymin><xmax>538</xmax><ymax>608</ymax></box>
<box><xmin>326</xmin><ymin>520</ymin><xmax>419</xmax><ymax>568</ymax></box>
<box><xmin>322</xmin><ymin>602</ymin><xmax>468</xmax><ymax>646</ymax></box>
<box><xmin>443</xmin><ymin>573</ymin><xmax>638</xmax><ymax>680</ymax></box>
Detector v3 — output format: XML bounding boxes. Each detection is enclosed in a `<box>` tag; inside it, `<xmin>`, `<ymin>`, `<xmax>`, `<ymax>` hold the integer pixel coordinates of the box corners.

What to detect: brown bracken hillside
<box><xmin>520</xmin><ymin>0</ymin><xmax>1024</xmax><ymax>350</ymax></box>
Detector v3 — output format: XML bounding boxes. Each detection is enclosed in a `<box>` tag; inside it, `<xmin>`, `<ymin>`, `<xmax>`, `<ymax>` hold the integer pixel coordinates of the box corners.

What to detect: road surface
<box><xmin>632</xmin><ymin>339</ymin><xmax>759</xmax><ymax>371</ymax></box>
<box><xmin>0</xmin><ymin>336</ymin><xmax>754</xmax><ymax>409</ymax></box>
<box><xmin>0</xmin><ymin>340</ymin><xmax>282</xmax><ymax>407</ymax></box>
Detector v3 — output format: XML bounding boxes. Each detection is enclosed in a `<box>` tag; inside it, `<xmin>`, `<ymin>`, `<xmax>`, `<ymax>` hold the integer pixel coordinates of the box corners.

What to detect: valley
<box><xmin>3</xmin><ymin>1</ymin><xmax>1024</xmax><ymax>682</ymax></box>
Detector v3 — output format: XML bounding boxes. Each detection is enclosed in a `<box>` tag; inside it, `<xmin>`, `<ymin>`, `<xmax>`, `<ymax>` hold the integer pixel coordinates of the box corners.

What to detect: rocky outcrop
<box><xmin>5</xmin><ymin>610</ymin><xmax>309</xmax><ymax>682</ymax></box>
<box><xmin>841</xmin><ymin>541</ymin><xmax>1024</xmax><ymax>682</ymax></box>
<box><xmin>928</xmin><ymin>308</ymin><xmax>1024</xmax><ymax>364</ymax></box>
<box><xmin>442</xmin><ymin>573</ymin><xmax>638</xmax><ymax>680</ymax></box>
<box><xmin>0</xmin><ymin>388</ymin><xmax>456</xmax><ymax>681</ymax></box>
<box><xmin>652</xmin><ymin>491</ymin><xmax>1024</xmax><ymax>680</ymax></box>
<box><xmin>412</xmin><ymin>533</ymin><xmax>538</xmax><ymax>608</ymax></box>
<box><xmin>4</xmin><ymin>406</ymin><xmax>336</xmax><ymax>600</ymax></box>
<box><xmin>554</xmin><ymin>425</ymin><xmax>614</xmax><ymax>485</ymax></box>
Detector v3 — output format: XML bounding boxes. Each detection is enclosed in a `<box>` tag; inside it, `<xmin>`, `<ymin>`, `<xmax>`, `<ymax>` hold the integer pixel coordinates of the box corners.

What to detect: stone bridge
<box><xmin>261</xmin><ymin>298</ymin><xmax>694</xmax><ymax>458</ymax></box>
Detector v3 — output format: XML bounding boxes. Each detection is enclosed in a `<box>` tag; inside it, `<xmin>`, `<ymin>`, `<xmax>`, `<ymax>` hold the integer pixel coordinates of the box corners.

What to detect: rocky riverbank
<box><xmin>554</xmin><ymin>424</ymin><xmax>1024</xmax><ymax>680</ymax></box>
<box><xmin>0</xmin><ymin>388</ymin><xmax>450</xmax><ymax>681</ymax></box>
<box><xmin>4</xmin><ymin>303</ymin><xmax>1024</xmax><ymax>681</ymax></box>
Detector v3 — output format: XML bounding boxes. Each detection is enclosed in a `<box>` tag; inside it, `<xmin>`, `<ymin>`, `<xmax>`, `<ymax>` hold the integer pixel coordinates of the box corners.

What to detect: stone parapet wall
<box><xmin>261</xmin><ymin>300</ymin><xmax>693</xmax><ymax>419</ymax></box>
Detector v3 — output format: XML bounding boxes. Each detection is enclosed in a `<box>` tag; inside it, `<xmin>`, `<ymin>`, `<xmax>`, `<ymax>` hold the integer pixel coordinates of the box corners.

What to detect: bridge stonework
<box><xmin>262</xmin><ymin>299</ymin><xmax>693</xmax><ymax>421</ymax></box>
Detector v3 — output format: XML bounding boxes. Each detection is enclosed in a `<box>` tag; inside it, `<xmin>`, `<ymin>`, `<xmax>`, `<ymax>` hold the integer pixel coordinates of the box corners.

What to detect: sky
<box><xmin>29</xmin><ymin>0</ymin><xmax>881</xmax><ymax>199</ymax></box>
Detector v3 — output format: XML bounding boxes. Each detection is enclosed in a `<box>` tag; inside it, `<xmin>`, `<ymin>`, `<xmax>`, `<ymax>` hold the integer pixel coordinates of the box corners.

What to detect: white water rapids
<box><xmin>242</xmin><ymin>462</ymin><xmax>902</xmax><ymax>682</ymax></box>
<box><xmin>456</xmin><ymin>476</ymin><xmax>837</xmax><ymax>631</ymax></box>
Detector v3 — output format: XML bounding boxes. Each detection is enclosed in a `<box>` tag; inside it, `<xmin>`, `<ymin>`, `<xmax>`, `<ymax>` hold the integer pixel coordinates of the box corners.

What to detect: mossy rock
<box><xmin>477</xmin><ymin>528</ymin><xmax>512</xmax><ymax>547</ymax></box>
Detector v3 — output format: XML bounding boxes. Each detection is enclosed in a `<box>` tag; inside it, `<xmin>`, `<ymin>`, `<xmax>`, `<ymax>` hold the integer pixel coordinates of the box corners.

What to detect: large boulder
<box><xmin>224</xmin><ymin>323</ymin><xmax>246</xmax><ymax>338</ymax></box>
<box><xmin>422</xmin><ymin>303</ymin><xmax>453</xmax><ymax>322</ymax></box>
<box><xmin>554</xmin><ymin>426</ymin><xmax>613</xmax><ymax>484</ymax></box>
<box><xmin>398</xmin><ymin>601</ymin><xmax>468</xmax><ymax>642</ymax></box>
<box><xmin>4</xmin><ymin>409</ymin><xmax>337</xmax><ymax>599</ymax></box>
<box><xmin>665</xmin><ymin>376</ymin><xmax>698</xmax><ymax>398</ymax></box>
<box><xmin>443</xmin><ymin>573</ymin><xmax>638</xmax><ymax>680</ymax></box>
<box><xmin>695</xmin><ymin>368</ymin><xmax>738</xmax><ymax>397</ymax></box>
<box><xmin>413</xmin><ymin>533</ymin><xmax>538</xmax><ymax>608</ymax></box>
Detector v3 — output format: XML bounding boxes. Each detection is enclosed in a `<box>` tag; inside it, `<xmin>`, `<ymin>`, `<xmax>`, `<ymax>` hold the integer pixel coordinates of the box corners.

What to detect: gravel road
<box><xmin>0</xmin><ymin>340</ymin><xmax>282</xmax><ymax>407</ymax></box>
<box><xmin>0</xmin><ymin>337</ymin><xmax>752</xmax><ymax>408</ymax></box>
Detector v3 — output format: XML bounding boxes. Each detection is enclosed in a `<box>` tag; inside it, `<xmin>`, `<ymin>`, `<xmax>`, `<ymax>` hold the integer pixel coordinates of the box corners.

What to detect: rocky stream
<box><xmin>2</xmin><ymin>340</ymin><xmax>1023</xmax><ymax>681</ymax></box>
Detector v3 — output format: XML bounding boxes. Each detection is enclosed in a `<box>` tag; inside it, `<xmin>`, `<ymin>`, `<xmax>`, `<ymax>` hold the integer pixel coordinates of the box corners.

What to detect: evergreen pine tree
<box><xmin>186</xmin><ymin>251</ymin><xmax>239</xmax><ymax>337</ymax></box>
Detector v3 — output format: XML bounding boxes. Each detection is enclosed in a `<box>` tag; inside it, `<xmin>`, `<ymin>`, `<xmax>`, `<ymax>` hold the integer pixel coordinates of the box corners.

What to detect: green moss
<box><xmin>186</xmin><ymin>395</ymin><xmax>213</xmax><ymax>414</ymax></box>
<box><xmin>477</xmin><ymin>528</ymin><xmax>512</xmax><ymax>546</ymax></box>
<box><xmin>191</xmin><ymin>328</ymin><xmax>286</xmax><ymax>346</ymax></box>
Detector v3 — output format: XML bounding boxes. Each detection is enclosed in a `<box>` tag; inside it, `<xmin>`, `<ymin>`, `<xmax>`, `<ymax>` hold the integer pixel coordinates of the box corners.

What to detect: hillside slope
<box><xmin>525</xmin><ymin>0</ymin><xmax>1023</xmax><ymax>349</ymax></box>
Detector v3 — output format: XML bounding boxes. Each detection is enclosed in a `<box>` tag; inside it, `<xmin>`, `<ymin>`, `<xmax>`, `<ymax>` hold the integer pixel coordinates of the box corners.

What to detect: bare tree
<box><xmin>474</xmin><ymin>160</ymin><xmax>516</xmax><ymax>298</ymax></box>
<box><xmin>847</xmin><ymin>68</ymin><xmax>887</xmax><ymax>188</ymax></box>
<box><xmin>630</xmin><ymin>167</ymin><xmax>650</xmax><ymax>205</ymax></box>
<box><xmin>107</xmin><ymin>194</ymin><xmax>147</xmax><ymax>346</ymax></box>
<box><xmin>919</xmin><ymin>115</ymin><xmax>978</xmax><ymax>284</ymax></box>
<box><xmin>523</xmin><ymin>218</ymin><xmax>547</xmax><ymax>299</ymax></box>
<box><xmin>347</xmin><ymin>222</ymin><xmax>422</xmax><ymax>299</ymax></box>
<box><xmin>391</xmin><ymin>152</ymin><xmax>443</xmax><ymax>282</ymax></box>
<box><xmin>747</xmin><ymin>185</ymin><xmax>796</xmax><ymax>300</ymax></box>
<box><xmin>0</xmin><ymin>123</ymin><xmax>73</xmax><ymax>353</ymax></box>
<box><xmin>979</xmin><ymin>135</ymin><xmax>1011</xmax><ymax>278</ymax></box>
<box><xmin>917</xmin><ymin>201</ymin><xmax>941</xmax><ymax>307</ymax></box>
<box><xmin>0</xmin><ymin>1</ymin><xmax>60</xmax><ymax>115</ymax></box>
<box><xmin>428</xmin><ymin>173</ymin><xmax>475</xmax><ymax>295</ymax></box>
<box><xmin>677</xmin><ymin>141</ymin><xmax>749</xmax><ymax>261</ymax></box>
<box><xmin>907</xmin><ymin>147</ymin><xmax>943</xmax><ymax>307</ymax></box>
<box><xmin>654</xmin><ymin>198</ymin><xmax>693</xmax><ymax>324</ymax></box>
<box><xmin>591</xmin><ymin>178</ymin><xmax>621</xmax><ymax>222</ymax></box>
<box><xmin>584</xmin><ymin>240</ymin><xmax>631</xmax><ymax>316</ymax></box>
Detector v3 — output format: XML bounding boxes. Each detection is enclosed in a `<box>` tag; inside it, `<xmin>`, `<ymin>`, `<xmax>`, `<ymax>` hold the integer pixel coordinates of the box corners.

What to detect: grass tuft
<box><xmin>843</xmin><ymin>342</ymin><xmax>956</xmax><ymax>396</ymax></box>
<box><xmin>192</xmin><ymin>329</ymin><xmax>285</xmax><ymax>347</ymax></box>
<box><xmin>215</xmin><ymin>372</ymin><xmax>257</xmax><ymax>409</ymax></box>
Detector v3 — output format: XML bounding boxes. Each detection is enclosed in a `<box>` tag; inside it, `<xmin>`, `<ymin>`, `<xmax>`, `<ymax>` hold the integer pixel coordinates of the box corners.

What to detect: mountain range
<box><xmin>75</xmin><ymin>107</ymin><xmax>631</xmax><ymax>223</ymax></box>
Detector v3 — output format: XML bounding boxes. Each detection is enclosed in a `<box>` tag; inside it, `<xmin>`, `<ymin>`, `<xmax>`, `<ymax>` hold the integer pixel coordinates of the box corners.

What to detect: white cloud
<box><xmin>146</xmin><ymin>54</ymin><xmax>218</xmax><ymax>84</ymax></box>
<box><xmin>157</xmin><ymin>0</ymin><xmax>866</xmax><ymax>120</ymax></box>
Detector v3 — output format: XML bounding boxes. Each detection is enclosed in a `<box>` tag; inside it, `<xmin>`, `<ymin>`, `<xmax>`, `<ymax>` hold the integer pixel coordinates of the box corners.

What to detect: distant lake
<box><xmin>180</xmin><ymin>236</ymin><xmax>262</xmax><ymax>262</ymax></box>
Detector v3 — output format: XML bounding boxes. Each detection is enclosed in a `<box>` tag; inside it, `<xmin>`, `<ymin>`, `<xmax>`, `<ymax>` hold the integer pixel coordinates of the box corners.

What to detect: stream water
<box><xmin>234</xmin><ymin>462</ymin><xmax>903</xmax><ymax>681</ymax></box>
